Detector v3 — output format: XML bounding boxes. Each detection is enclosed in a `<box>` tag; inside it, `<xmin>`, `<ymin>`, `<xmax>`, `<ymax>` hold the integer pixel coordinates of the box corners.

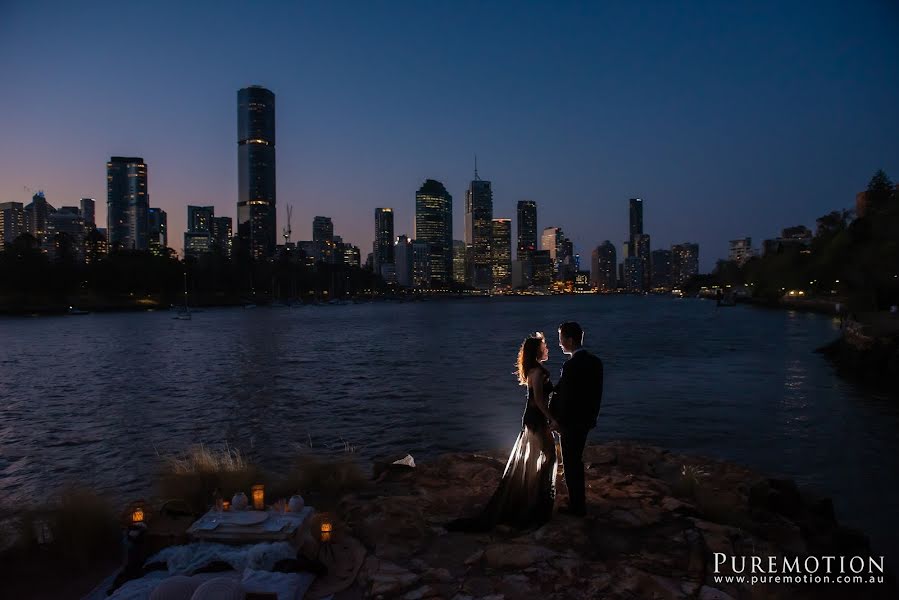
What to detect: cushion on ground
<box><xmin>148</xmin><ymin>575</ymin><xmax>199</xmax><ymax>600</ymax></box>
<box><xmin>242</xmin><ymin>568</ymin><xmax>316</xmax><ymax>599</ymax></box>
<box><xmin>190</xmin><ymin>577</ymin><xmax>246</xmax><ymax>600</ymax></box>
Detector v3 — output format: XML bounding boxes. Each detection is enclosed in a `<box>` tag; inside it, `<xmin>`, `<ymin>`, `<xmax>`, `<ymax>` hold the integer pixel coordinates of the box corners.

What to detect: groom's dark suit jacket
<box><xmin>551</xmin><ymin>349</ymin><xmax>604</xmax><ymax>431</ymax></box>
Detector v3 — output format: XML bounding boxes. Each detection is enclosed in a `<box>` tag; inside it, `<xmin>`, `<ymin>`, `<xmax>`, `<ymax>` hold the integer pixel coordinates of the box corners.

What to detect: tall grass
<box><xmin>157</xmin><ymin>443</ymin><xmax>369</xmax><ymax>514</ymax></box>
<box><xmin>13</xmin><ymin>486</ymin><xmax>120</xmax><ymax>567</ymax></box>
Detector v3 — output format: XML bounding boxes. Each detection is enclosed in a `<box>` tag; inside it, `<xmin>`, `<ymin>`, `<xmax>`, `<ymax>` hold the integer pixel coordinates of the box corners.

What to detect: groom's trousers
<box><xmin>560</xmin><ymin>427</ymin><xmax>589</xmax><ymax>512</ymax></box>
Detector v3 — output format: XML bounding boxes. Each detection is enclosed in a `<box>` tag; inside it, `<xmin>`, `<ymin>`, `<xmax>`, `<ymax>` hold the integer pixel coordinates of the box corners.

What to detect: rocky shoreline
<box><xmin>334</xmin><ymin>442</ymin><xmax>895</xmax><ymax>599</ymax></box>
<box><xmin>817</xmin><ymin>318</ymin><xmax>899</xmax><ymax>393</ymax></box>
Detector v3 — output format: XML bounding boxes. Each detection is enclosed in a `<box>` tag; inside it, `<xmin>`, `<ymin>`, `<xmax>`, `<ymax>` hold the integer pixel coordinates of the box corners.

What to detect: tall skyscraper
<box><xmin>531</xmin><ymin>250</ymin><xmax>553</xmax><ymax>287</ymax></box>
<box><xmin>411</xmin><ymin>240</ymin><xmax>431</xmax><ymax>288</ymax></box>
<box><xmin>491</xmin><ymin>218</ymin><xmax>512</xmax><ymax>287</ymax></box>
<box><xmin>80</xmin><ymin>198</ymin><xmax>96</xmax><ymax>231</ymax></box>
<box><xmin>671</xmin><ymin>243</ymin><xmax>700</xmax><ymax>287</ymax></box>
<box><xmin>541</xmin><ymin>226</ymin><xmax>565</xmax><ymax>276</ymax></box>
<box><xmin>633</xmin><ymin>232</ymin><xmax>651</xmax><ymax>291</ymax></box>
<box><xmin>624</xmin><ymin>256</ymin><xmax>644</xmax><ymax>293</ymax></box>
<box><xmin>629</xmin><ymin>198</ymin><xmax>643</xmax><ymax>239</ymax></box>
<box><xmin>591</xmin><ymin>241</ymin><xmax>617</xmax><ymax>290</ymax></box>
<box><xmin>464</xmin><ymin>165</ymin><xmax>493</xmax><ymax>288</ymax></box>
<box><xmin>414</xmin><ymin>179</ymin><xmax>453</xmax><ymax>285</ymax></box>
<box><xmin>211</xmin><ymin>216</ymin><xmax>233</xmax><ymax>257</ymax></box>
<box><xmin>107</xmin><ymin>156</ymin><xmax>148</xmax><ymax>250</ymax></box>
<box><xmin>516</xmin><ymin>200</ymin><xmax>537</xmax><ymax>260</ymax></box>
<box><xmin>237</xmin><ymin>85</ymin><xmax>276</xmax><ymax>259</ymax></box>
<box><xmin>394</xmin><ymin>235</ymin><xmax>413</xmax><ymax>287</ymax></box>
<box><xmin>373</xmin><ymin>208</ymin><xmax>394</xmax><ymax>275</ymax></box>
<box><xmin>651</xmin><ymin>249</ymin><xmax>672</xmax><ymax>289</ymax></box>
<box><xmin>0</xmin><ymin>202</ymin><xmax>25</xmax><ymax>247</ymax></box>
<box><xmin>147</xmin><ymin>208</ymin><xmax>167</xmax><ymax>255</ymax></box>
<box><xmin>452</xmin><ymin>240</ymin><xmax>466</xmax><ymax>284</ymax></box>
<box><xmin>312</xmin><ymin>216</ymin><xmax>335</xmax><ymax>263</ymax></box>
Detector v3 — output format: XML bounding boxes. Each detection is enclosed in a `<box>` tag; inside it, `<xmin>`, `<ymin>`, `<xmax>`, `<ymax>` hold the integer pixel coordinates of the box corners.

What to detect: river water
<box><xmin>1</xmin><ymin>295</ymin><xmax>897</xmax><ymax>560</ymax></box>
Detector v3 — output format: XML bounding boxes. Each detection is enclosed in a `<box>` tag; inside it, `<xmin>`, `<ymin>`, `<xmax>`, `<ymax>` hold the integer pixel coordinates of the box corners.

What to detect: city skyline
<box><xmin>2</xmin><ymin>2</ymin><xmax>898</xmax><ymax>271</ymax></box>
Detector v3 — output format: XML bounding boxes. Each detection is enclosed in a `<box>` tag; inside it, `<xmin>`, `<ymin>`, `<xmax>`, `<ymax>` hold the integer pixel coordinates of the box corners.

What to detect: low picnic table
<box><xmin>186</xmin><ymin>506</ymin><xmax>316</xmax><ymax>546</ymax></box>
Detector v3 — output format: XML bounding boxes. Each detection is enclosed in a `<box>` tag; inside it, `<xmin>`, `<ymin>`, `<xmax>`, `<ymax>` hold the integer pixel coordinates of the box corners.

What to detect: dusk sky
<box><xmin>2</xmin><ymin>1</ymin><xmax>898</xmax><ymax>270</ymax></box>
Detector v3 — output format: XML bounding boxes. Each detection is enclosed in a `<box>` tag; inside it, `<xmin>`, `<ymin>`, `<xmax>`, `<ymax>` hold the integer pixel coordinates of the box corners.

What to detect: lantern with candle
<box><xmin>124</xmin><ymin>500</ymin><xmax>151</xmax><ymax>527</ymax></box>
<box><xmin>320</xmin><ymin>518</ymin><xmax>333</xmax><ymax>543</ymax></box>
<box><xmin>251</xmin><ymin>484</ymin><xmax>265</xmax><ymax>510</ymax></box>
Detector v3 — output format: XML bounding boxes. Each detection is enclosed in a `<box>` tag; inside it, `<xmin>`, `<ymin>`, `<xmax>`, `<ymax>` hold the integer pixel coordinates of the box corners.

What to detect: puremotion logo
<box><xmin>712</xmin><ymin>553</ymin><xmax>887</xmax><ymax>585</ymax></box>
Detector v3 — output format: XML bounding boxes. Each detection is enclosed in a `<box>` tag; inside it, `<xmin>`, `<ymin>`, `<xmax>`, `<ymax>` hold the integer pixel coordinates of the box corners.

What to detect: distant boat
<box><xmin>67</xmin><ymin>306</ymin><xmax>89</xmax><ymax>315</ymax></box>
<box><xmin>174</xmin><ymin>272</ymin><xmax>192</xmax><ymax>320</ymax></box>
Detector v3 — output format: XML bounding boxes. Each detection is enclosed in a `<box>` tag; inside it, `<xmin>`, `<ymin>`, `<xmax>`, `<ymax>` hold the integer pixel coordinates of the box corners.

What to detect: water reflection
<box><xmin>1</xmin><ymin>296</ymin><xmax>897</xmax><ymax>561</ymax></box>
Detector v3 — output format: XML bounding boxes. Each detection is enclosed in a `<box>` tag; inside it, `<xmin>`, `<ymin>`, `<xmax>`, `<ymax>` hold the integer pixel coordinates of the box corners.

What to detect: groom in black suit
<box><xmin>550</xmin><ymin>321</ymin><xmax>604</xmax><ymax>517</ymax></box>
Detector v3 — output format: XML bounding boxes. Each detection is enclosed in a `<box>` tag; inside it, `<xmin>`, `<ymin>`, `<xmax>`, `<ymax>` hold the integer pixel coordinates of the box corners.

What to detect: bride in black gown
<box><xmin>448</xmin><ymin>332</ymin><xmax>560</xmax><ymax>531</ymax></box>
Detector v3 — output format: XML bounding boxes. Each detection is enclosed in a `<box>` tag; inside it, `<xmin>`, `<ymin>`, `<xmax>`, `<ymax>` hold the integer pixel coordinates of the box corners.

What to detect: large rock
<box><xmin>333</xmin><ymin>442</ymin><xmax>894</xmax><ymax>600</ymax></box>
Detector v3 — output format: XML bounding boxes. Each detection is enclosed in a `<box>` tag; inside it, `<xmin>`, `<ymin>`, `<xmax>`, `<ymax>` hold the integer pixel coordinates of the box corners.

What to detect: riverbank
<box><xmin>817</xmin><ymin>313</ymin><xmax>899</xmax><ymax>394</ymax></box>
<box><xmin>3</xmin><ymin>442</ymin><xmax>894</xmax><ymax>599</ymax></box>
<box><xmin>736</xmin><ymin>294</ymin><xmax>844</xmax><ymax>315</ymax></box>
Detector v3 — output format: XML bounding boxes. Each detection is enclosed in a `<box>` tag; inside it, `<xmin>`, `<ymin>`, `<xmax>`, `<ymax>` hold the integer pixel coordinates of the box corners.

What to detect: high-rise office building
<box><xmin>491</xmin><ymin>218</ymin><xmax>512</xmax><ymax>287</ymax></box>
<box><xmin>633</xmin><ymin>233</ymin><xmax>651</xmax><ymax>291</ymax></box>
<box><xmin>541</xmin><ymin>226</ymin><xmax>564</xmax><ymax>275</ymax></box>
<box><xmin>184</xmin><ymin>205</ymin><xmax>212</xmax><ymax>256</ymax></box>
<box><xmin>629</xmin><ymin>198</ymin><xmax>643</xmax><ymax>239</ymax></box>
<box><xmin>147</xmin><ymin>208</ymin><xmax>167</xmax><ymax>255</ymax></box>
<box><xmin>373</xmin><ymin>208</ymin><xmax>394</xmax><ymax>274</ymax></box>
<box><xmin>531</xmin><ymin>250</ymin><xmax>554</xmax><ymax>287</ymax></box>
<box><xmin>107</xmin><ymin>156</ymin><xmax>148</xmax><ymax>250</ymax></box>
<box><xmin>591</xmin><ymin>241</ymin><xmax>617</xmax><ymax>291</ymax></box>
<box><xmin>312</xmin><ymin>216</ymin><xmax>335</xmax><ymax>263</ymax></box>
<box><xmin>452</xmin><ymin>240</ymin><xmax>466</xmax><ymax>284</ymax></box>
<box><xmin>341</xmin><ymin>244</ymin><xmax>361</xmax><ymax>268</ymax></box>
<box><xmin>188</xmin><ymin>206</ymin><xmax>214</xmax><ymax>234</ymax></box>
<box><xmin>237</xmin><ymin>85</ymin><xmax>276</xmax><ymax>259</ymax></box>
<box><xmin>80</xmin><ymin>198</ymin><xmax>96</xmax><ymax>231</ymax></box>
<box><xmin>0</xmin><ymin>202</ymin><xmax>25</xmax><ymax>247</ymax></box>
<box><xmin>84</xmin><ymin>228</ymin><xmax>108</xmax><ymax>263</ymax></box>
<box><xmin>464</xmin><ymin>167</ymin><xmax>493</xmax><ymax>289</ymax></box>
<box><xmin>671</xmin><ymin>243</ymin><xmax>700</xmax><ymax>287</ymax></box>
<box><xmin>414</xmin><ymin>179</ymin><xmax>453</xmax><ymax>285</ymax></box>
<box><xmin>394</xmin><ymin>235</ymin><xmax>412</xmax><ymax>286</ymax></box>
<box><xmin>24</xmin><ymin>192</ymin><xmax>55</xmax><ymax>245</ymax></box>
<box><xmin>729</xmin><ymin>238</ymin><xmax>754</xmax><ymax>265</ymax></box>
<box><xmin>313</xmin><ymin>216</ymin><xmax>334</xmax><ymax>242</ymax></box>
<box><xmin>516</xmin><ymin>200</ymin><xmax>537</xmax><ymax>261</ymax></box>
<box><xmin>651</xmin><ymin>249</ymin><xmax>672</xmax><ymax>289</ymax></box>
<box><xmin>411</xmin><ymin>240</ymin><xmax>431</xmax><ymax>288</ymax></box>
<box><xmin>558</xmin><ymin>236</ymin><xmax>576</xmax><ymax>281</ymax></box>
<box><xmin>623</xmin><ymin>256</ymin><xmax>644</xmax><ymax>293</ymax></box>
<box><xmin>47</xmin><ymin>206</ymin><xmax>85</xmax><ymax>261</ymax></box>
<box><xmin>211</xmin><ymin>216</ymin><xmax>233</xmax><ymax>257</ymax></box>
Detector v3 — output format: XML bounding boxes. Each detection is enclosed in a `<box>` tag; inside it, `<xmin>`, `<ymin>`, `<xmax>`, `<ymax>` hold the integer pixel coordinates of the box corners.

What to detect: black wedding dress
<box><xmin>447</xmin><ymin>367</ymin><xmax>558</xmax><ymax>531</ymax></box>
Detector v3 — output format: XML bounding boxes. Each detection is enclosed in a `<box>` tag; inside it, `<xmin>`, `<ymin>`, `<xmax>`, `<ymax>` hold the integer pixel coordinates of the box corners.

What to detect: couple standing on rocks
<box><xmin>448</xmin><ymin>321</ymin><xmax>604</xmax><ymax>531</ymax></box>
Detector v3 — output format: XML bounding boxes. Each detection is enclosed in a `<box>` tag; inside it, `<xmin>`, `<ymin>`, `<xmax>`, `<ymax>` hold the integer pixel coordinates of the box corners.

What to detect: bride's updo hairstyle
<box><xmin>516</xmin><ymin>332</ymin><xmax>545</xmax><ymax>386</ymax></box>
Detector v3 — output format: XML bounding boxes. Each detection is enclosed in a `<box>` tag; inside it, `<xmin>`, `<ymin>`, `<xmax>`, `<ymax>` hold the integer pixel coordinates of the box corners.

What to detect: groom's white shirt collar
<box><xmin>567</xmin><ymin>347</ymin><xmax>586</xmax><ymax>357</ymax></box>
